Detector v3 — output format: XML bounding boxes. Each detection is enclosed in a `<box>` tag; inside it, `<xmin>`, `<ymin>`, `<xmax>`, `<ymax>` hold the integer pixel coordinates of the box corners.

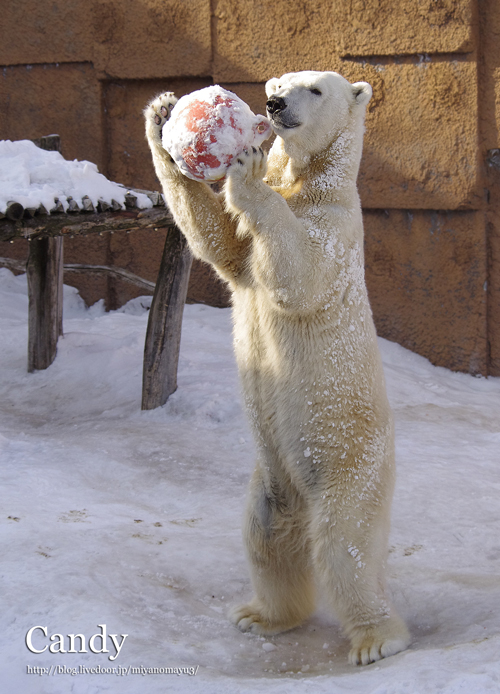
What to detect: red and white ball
<box><xmin>162</xmin><ymin>86</ymin><xmax>271</xmax><ymax>182</ymax></box>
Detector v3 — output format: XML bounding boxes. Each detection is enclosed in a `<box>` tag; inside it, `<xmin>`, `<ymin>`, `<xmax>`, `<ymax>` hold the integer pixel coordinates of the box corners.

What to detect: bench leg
<box><xmin>27</xmin><ymin>236</ymin><xmax>64</xmax><ymax>372</ymax></box>
<box><xmin>142</xmin><ymin>226</ymin><xmax>193</xmax><ymax>410</ymax></box>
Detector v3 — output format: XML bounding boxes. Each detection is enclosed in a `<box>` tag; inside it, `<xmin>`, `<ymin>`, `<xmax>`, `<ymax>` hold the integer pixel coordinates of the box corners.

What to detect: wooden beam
<box><xmin>64</xmin><ymin>263</ymin><xmax>156</xmax><ymax>293</ymax></box>
<box><xmin>0</xmin><ymin>258</ymin><xmax>156</xmax><ymax>293</ymax></box>
<box><xmin>142</xmin><ymin>227</ymin><xmax>193</xmax><ymax>410</ymax></box>
<box><xmin>27</xmin><ymin>236</ymin><xmax>63</xmax><ymax>372</ymax></box>
<box><xmin>0</xmin><ymin>257</ymin><xmax>25</xmax><ymax>273</ymax></box>
<box><xmin>0</xmin><ymin>206</ymin><xmax>175</xmax><ymax>243</ymax></box>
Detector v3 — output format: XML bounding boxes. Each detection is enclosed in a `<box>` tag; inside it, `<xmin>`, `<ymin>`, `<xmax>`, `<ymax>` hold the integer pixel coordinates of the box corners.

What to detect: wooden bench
<box><xmin>0</xmin><ymin>136</ymin><xmax>192</xmax><ymax>410</ymax></box>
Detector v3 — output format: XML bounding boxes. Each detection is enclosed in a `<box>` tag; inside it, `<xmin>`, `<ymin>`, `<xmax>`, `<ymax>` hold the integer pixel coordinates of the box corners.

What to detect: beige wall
<box><xmin>1</xmin><ymin>0</ymin><xmax>499</xmax><ymax>375</ymax></box>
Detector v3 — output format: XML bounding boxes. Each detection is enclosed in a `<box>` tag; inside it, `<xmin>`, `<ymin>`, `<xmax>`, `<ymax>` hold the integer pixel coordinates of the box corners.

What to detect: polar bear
<box><xmin>144</xmin><ymin>71</ymin><xmax>410</xmax><ymax>666</ymax></box>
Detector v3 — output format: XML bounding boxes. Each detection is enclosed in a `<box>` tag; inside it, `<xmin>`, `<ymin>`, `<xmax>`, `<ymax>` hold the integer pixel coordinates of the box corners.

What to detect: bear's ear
<box><xmin>351</xmin><ymin>82</ymin><xmax>372</xmax><ymax>107</ymax></box>
<box><xmin>265</xmin><ymin>78</ymin><xmax>280</xmax><ymax>98</ymax></box>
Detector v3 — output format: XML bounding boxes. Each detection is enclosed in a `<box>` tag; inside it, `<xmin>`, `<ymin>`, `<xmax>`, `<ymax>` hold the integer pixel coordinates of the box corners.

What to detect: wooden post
<box><xmin>25</xmin><ymin>134</ymin><xmax>64</xmax><ymax>372</ymax></box>
<box><xmin>27</xmin><ymin>236</ymin><xmax>64</xmax><ymax>372</ymax></box>
<box><xmin>142</xmin><ymin>226</ymin><xmax>193</xmax><ymax>410</ymax></box>
<box><xmin>31</xmin><ymin>134</ymin><xmax>62</xmax><ymax>153</ymax></box>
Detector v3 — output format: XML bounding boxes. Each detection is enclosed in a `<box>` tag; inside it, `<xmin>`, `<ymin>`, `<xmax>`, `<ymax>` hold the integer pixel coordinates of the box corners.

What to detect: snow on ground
<box><xmin>1</xmin><ymin>267</ymin><xmax>499</xmax><ymax>694</ymax></box>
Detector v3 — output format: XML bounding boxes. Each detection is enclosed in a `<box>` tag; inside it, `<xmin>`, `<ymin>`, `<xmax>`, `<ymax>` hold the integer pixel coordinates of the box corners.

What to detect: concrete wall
<box><xmin>1</xmin><ymin>0</ymin><xmax>499</xmax><ymax>375</ymax></box>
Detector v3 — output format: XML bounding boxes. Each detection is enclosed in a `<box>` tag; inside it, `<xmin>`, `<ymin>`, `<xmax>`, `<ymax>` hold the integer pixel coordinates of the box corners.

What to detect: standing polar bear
<box><xmin>144</xmin><ymin>71</ymin><xmax>410</xmax><ymax>665</ymax></box>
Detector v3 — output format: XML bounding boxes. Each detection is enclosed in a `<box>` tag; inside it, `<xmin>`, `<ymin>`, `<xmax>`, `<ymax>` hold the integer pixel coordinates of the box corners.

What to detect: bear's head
<box><xmin>265</xmin><ymin>71</ymin><xmax>372</xmax><ymax>161</ymax></box>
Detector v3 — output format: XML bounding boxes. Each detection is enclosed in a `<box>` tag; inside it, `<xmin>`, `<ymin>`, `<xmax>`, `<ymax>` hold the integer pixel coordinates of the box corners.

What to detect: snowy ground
<box><xmin>1</xmin><ymin>267</ymin><xmax>500</xmax><ymax>694</ymax></box>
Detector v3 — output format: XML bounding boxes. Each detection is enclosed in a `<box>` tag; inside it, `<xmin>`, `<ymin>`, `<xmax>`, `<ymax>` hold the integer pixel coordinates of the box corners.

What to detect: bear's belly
<box><xmin>231</xmin><ymin>288</ymin><xmax>392</xmax><ymax>486</ymax></box>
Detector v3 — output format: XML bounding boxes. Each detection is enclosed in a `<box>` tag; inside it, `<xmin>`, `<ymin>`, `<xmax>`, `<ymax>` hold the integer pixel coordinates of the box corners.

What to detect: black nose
<box><xmin>266</xmin><ymin>96</ymin><xmax>286</xmax><ymax>115</ymax></box>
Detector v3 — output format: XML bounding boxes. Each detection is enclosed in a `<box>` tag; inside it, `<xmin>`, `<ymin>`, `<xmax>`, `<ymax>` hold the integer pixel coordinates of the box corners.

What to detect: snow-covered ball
<box><xmin>162</xmin><ymin>86</ymin><xmax>272</xmax><ymax>182</ymax></box>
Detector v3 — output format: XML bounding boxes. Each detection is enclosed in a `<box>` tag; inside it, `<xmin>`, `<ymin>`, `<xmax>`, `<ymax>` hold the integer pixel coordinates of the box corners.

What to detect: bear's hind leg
<box><xmin>311</xmin><ymin>501</ymin><xmax>410</xmax><ymax>665</ymax></box>
<box><xmin>230</xmin><ymin>468</ymin><xmax>315</xmax><ymax>636</ymax></box>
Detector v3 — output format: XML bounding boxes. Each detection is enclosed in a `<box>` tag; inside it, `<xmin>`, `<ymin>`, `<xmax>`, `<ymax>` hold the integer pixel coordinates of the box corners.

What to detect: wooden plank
<box><xmin>142</xmin><ymin>226</ymin><xmax>193</xmax><ymax>410</ymax></box>
<box><xmin>0</xmin><ymin>206</ymin><xmax>174</xmax><ymax>243</ymax></box>
<box><xmin>27</xmin><ymin>236</ymin><xmax>63</xmax><ymax>372</ymax></box>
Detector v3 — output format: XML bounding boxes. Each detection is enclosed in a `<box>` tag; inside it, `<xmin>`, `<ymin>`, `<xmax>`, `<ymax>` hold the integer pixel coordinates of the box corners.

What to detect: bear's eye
<box><xmin>309</xmin><ymin>88</ymin><xmax>322</xmax><ymax>96</ymax></box>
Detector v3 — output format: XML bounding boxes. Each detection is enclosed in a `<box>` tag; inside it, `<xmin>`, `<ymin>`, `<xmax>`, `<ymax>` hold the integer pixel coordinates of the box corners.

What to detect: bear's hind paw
<box><xmin>229</xmin><ymin>602</ymin><xmax>298</xmax><ymax>636</ymax></box>
<box><xmin>348</xmin><ymin>622</ymin><xmax>411</xmax><ymax>666</ymax></box>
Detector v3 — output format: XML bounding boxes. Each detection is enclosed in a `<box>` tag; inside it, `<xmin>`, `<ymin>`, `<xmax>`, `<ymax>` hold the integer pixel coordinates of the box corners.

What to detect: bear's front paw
<box><xmin>228</xmin><ymin>146</ymin><xmax>268</xmax><ymax>185</ymax></box>
<box><xmin>225</xmin><ymin>147</ymin><xmax>271</xmax><ymax>215</ymax></box>
<box><xmin>144</xmin><ymin>92</ymin><xmax>177</xmax><ymax>146</ymax></box>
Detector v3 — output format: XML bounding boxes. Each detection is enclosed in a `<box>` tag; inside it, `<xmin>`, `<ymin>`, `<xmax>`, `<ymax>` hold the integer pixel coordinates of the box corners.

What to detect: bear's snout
<box><xmin>266</xmin><ymin>96</ymin><xmax>287</xmax><ymax>115</ymax></box>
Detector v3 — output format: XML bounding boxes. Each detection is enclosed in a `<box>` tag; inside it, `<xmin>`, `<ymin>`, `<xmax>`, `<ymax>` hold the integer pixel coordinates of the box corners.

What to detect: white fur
<box><xmin>144</xmin><ymin>71</ymin><xmax>410</xmax><ymax>665</ymax></box>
